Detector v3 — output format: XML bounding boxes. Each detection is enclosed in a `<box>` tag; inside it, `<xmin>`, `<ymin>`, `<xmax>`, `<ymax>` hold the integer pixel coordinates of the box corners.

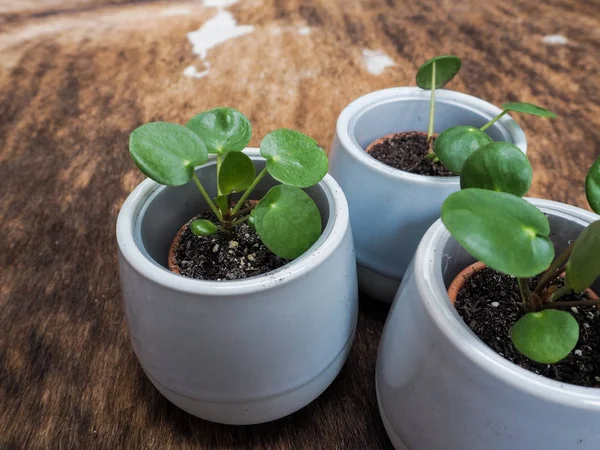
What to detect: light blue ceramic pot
<box><xmin>329</xmin><ymin>87</ymin><xmax>527</xmax><ymax>302</ymax></box>
<box><xmin>377</xmin><ymin>199</ymin><xmax>600</xmax><ymax>450</ymax></box>
<box><xmin>117</xmin><ymin>149</ymin><xmax>358</xmax><ymax>425</ymax></box>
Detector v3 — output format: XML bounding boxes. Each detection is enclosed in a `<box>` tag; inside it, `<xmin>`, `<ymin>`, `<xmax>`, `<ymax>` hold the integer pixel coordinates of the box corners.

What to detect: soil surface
<box><xmin>173</xmin><ymin>210</ymin><xmax>289</xmax><ymax>281</ymax></box>
<box><xmin>455</xmin><ymin>267</ymin><xmax>600</xmax><ymax>388</ymax></box>
<box><xmin>367</xmin><ymin>131</ymin><xmax>455</xmax><ymax>177</ymax></box>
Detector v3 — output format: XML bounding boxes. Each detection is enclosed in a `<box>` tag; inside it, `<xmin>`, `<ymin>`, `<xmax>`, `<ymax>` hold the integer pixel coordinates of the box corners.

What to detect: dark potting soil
<box><xmin>455</xmin><ymin>267</ymin><xmax>600</xmax><ymax>388</ymax></box>
<box><xmin>367</xmin><ymin>131</ymin><xmax>455</xmax><ymax>177</ymax></box>
<box><xmin>173</xmin><ymin>210</ymin><xmax>289</xmax><ymax>281</ymax></box>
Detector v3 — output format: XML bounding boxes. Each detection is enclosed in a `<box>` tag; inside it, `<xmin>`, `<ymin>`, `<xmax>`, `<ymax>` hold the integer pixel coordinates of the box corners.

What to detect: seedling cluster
<box><xmin>129</xmin><ymin>107</ymin><xmax>328</xmax><ymax>260</ymax></box>
<box><xmin>442</xmin><ymin>145</ymin><xmax>600</xmax><ymax>364</ymax></box>
<box><xmin>415</xmin><ymin>55</ymin><xmax>557</xmax><ymax>175</ymax></box>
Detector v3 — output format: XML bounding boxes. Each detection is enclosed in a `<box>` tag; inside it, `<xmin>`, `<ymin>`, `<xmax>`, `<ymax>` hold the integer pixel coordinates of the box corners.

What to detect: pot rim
<box><xmin>415</xmin><ymin>197</ymin><xmax>600</xmax><ymax>403</ymax></box>
<box><xmin>335</xmin><ymin>87</ymin><xmax>527</xmax><ymax>185</ymax></box>
<box><xmin>116</xmin><ymin>149</ymin><xmax>350</xmax><ymax>296</ymax></box>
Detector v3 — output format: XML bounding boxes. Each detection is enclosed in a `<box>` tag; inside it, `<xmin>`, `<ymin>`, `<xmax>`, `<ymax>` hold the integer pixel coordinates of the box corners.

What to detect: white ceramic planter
<box><xmin>329</xmin><ymin>87</ymin><xmax>527</xmax><ymax>302</ymax></box>
<box><xmin>117</xmin><ymin>149</ymin><xmax>358</xmax><ymax>425</ymax></box>
<box><xmin>376</xmin><ymin>198</ymin><xmax>600</xmax><ymax>450</ymax></box>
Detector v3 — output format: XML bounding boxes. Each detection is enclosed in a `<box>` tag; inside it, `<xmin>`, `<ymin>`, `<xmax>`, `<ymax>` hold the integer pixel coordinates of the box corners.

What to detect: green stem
<box><xmin>543</xmin><ymin>298</ymin><xmax>600</xmax><ymax>310</ymax></box>
<box><xmin>231</xmin><ymin>215</ymin><xmax>250</xmax><ymax>227</ymax></box>
<box><xmin>231</xmin><ymin>204</ymin><xmax>256</xmax><ymax>219</ymax></box>
<box><xmin>518</xmin><ymin>278</ymin><xmax>538</xmax><ymax>312</ymax></box>
<box><xmin>216</xmin><ymin>153</ymin><xmax>223</xmax><ymax>196</ymax></box>
<box><xmin>192</xmin><ymin>173</ymin><xmax>223</xmax><ymax>222</ymax></box>
<box><xmin>231</xmin><ymin>167</ymin><xmax>268</xmax><ymax>215</ymax></box>
<box><xmin>480</xmin><ymin>110</ymin><xmax>507</xmax><ymax>132</ymax></box>
<box><xmin>549</xmin><ymin>284</ymin><xmax>573</xmax><ymax>302</ymax></box>
<box><xmin>534</xmin><ymin>243</ymin><xmax>574</xmax><ymax>295</ymax></box>
<box><xmin>427</xmin><ymin>61</ymin><xmax>436</xmax><ymax>142</ymax></box>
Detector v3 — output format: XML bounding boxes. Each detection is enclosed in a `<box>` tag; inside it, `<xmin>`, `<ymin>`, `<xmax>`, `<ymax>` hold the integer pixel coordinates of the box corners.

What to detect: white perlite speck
<box><xmin>362</xmin><ymin>49</ymin><xmax>395</xmax><ymax>75</ymax></box>
<box><xmin>491</xmin><ymin>302</ymin><xmax>499</xmax><ymax>307</ymax></box>
<box><xmin>574</xmin><ymin>349</ymin><xmax>583</xmax><ymax>356</ymax></box>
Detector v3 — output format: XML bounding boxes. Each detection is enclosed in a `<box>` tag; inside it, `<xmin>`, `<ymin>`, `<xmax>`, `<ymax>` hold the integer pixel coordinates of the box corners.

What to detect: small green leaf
<box><xmin>214</xmin><ymin>195</ymin><xmax>229</xmax><ymax>215</ymax></box>
<box><xmin>434</xmin><ymin>126</ymin><xmax>493</xmax><ymax>173</ymax></box>
<box><xmin>186</xmin><ymin>107</ymin><xmax>252</xmax><ymax>154</ymax></box>
<box><xmin>415</xmin><ymin>55</ymin><xmax>462</xmax><ymax>89</ymax></box>
<box><xmin>565</xmin><ymin>221</ymin><xmax>600</xmax><ymax>292</ymax></box>
<box><xmin>510</xmin><ymin>310</ymin><xmax>579</xmax><ymax>364</ymax></box>
<box><xmin>190</xmin><ymin>219</ymin><xmax>218</xmax><ymax>236</ymax></box>
<box><xmin>129</xmin><ymin>122</ymin><xmax>208</xmax><ymax>186</ymax></box>
<box><xmin>218</xmin><ymin>152</ymin><xmax>256</xmax><ymax>195</ymax></box>
<box><xmin>442</xmin><ymin>189</ymin><xmax>554</xmax><ymax>277</ymax></box>
<box><xmin>260</xmin><ymin>129</ymin><xmax>328</xmax><ymax>188</ymax></box>
<box><xmin>248</xmin><ymin>209</ymin><xmax>256</xmax><ymax>231</ymax></box>
<box><xmin>501</xmin><ymin>102</ymin><xmax>557</xmax><ymax>118</ymax></box>
<box><xmin>585</xmin><ymin>155</ymin><xmax>600</xmax><ymax>214</ymax></box>
<box><xmin>460</xmin><ymin>142</ymin><xmax>532</xmax><ymax>197</ymax></box>
<box><xmin>253</xmin><ymin>185</ymin><xmax>321</xmax><ymax>259</ymax></box>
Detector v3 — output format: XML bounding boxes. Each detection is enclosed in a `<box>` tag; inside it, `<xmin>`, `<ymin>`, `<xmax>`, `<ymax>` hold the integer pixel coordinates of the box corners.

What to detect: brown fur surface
<box><xmin>0</xmin><ymin>0</ymin><xmax>598</xmax><ymax>448</ymax></box>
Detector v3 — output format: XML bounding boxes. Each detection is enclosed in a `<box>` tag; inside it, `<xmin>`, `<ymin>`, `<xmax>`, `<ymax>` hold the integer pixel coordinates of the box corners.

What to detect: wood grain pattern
<box><xmin>1</xmin><ymin>0</ymin><xmax>598</xmax><ymax>448</ymax></box>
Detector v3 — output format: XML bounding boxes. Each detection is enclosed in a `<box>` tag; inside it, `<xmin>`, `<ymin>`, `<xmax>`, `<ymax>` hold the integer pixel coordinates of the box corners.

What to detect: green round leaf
<box><xmin>186</xmin><ymin>107</ymin><xmax>252</xmax><ymax>154</ymax></box>
<box><xmin>501</xmin><ymin>102</ymin><xmax>557</xmax><ymax>118</ymax></box>
<box><xmin>415</xmin><ymin>55</ymin><xmax>462</xmax><ymax>90</ymax></box>
<box><xmin>510</xmin><ymin>310</ymin><xmax>579</xmax><ymax>364</ymax></box>
<box><xmin>218</xmin><ymin>152</ymin><xmax>256</xmax><ymax>195</ymax></box>
<box><xmin>434</xmin><ymin>126</ymin><xmax>493</xmax><ymax>173</ymax></box>
<box><xmin>248</xmin><ymin>210</ymin><xmax>256</xmax><ymax>231</ymax></box>
<box><xmin>253</xmin><ymin>185</ymin><xmax>321</xmax><ymax>259</ymax></box>
<box><xmin>460</xmin><ymin>142</ymin><xmax>532</xmax><ymax>197</ymax></box>
<box><xmin>129</xmin><ymin>122</ymin><xmax>208</xmax><ymax>186</ymax></box>
<box><xmin>585</xmin><ymin>155</ymin><xmax>600</xmax><ymax>214</ymax></box>
<box><xmin>260</xmin><ymin>129</ymin><xmax>328</xmax><ymax>188</ymax></box>
<box><xmin>190</xmin><ymin>219</ymin><xmax>218</xmax><ymax>236</ymax></box>
<box><xmin>565</xmin><ymin>221</ymin><xmax>600</xmax><ymax>292</ymax></box>
<box><xmin>441</xmin><ymin>189</ymin><xmax>554</xmax><ymax>277</ymax></box>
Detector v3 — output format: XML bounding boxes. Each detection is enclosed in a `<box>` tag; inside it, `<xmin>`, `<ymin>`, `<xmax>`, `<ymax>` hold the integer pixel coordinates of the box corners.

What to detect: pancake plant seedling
<box><xmin>416</xmin><ymin>55</ymin><xmax>557</xmax><ymax>173</ymax></box>
<box><xmin>442</xmin><ymin>148</ymin><xmax>600</xmax><ymax>364</ymax></box>
<box><xmin>129</xmin><ymin>107</ymin><xmax>328</xmax><ymax>260</ymax></box>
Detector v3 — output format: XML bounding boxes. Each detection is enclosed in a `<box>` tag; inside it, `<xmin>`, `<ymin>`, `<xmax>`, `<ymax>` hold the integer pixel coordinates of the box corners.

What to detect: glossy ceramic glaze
<box><xmin>377</xmin><ymin>198</ymin><xmax>600</xmax><ymax>450</ymax></box>
<box><xmin>117</xmin><ymin>149</ymin><xmax>359</xmax><ymax>425</ymax></box>
<box><xmin>329</xmin><ymin>87</ymin><xmax>527</xmax><ymax>302</ymax></box>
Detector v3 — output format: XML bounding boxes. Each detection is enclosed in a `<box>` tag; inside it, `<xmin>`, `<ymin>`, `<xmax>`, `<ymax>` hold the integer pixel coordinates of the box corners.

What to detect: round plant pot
<box><xmin>329</xmin><ymin>87</ymin><xmax>527</xmax><ymax>302</ymax></box>
<box><xmin>116</xmin><ymin>149</ymin><xmax>359</xmax><ymax>425</ymax></box>
<box><xmin>376</xmin><ymin>198</ymin><xmax>600</xmax><ymax>450</ymax></box>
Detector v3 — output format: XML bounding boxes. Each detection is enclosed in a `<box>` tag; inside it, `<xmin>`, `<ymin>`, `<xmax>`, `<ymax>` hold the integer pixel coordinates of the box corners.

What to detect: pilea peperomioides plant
<box><xmin>129</xmin><ymin>107</ymin><xmax>328</xmax><ymax>261</ymax></box>
<box><xmin>415</xmin><ymin>55</ymin><xmax>557</xmax><ymax>173</ymax></box>
<box><xmin>442</xmin><ymin>146</ymin><xmax>600</xmax><ymax>364</ymax></box>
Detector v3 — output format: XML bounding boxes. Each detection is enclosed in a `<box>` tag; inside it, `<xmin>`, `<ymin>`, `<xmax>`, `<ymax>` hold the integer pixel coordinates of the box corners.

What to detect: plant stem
<box><xmin>542</xmin><ymin>298</ymin><xmax>600</xmax><ymax>309</ymax></box>
<box><xmin>534</xmin><ymin>243</ymin><xmax>574</xmax><ymax>295</ymax></box>
<box><xmin>518</xmin><ymin>278</ymin><xmax>539</xmax><ymax>312</ymax></box>
<box><xmin>216</xmin><ymin>153</ymin><xmax>223</xmax><ymax>196</ymax></box>
<box><xmin>231</xmin><ymin>204</ymin><xmax>256</xmax><ymax>219</ymax></box>
<box><xmin>192</xmin><ymin>173</ymin><xmax>223</xmax><ymax>222</ymax></box>
<box><xmin>231</xmin><ymin>167</ymin><xmax>268</xmax><ymax>215</ymax></box>
<box><xmin>549</xmin><ymin>284</ymin><xmax>573</xmax><ymax>302</ymax></box>
<box><xmin>427</xmin><ymin>61</ymin><xmax>436</xmax><ymax>143</ymax></box>
<box><xmin>231</xmin><ymin>215</ymin><xmax>250</xmax><ymax>227</ymax></box>
<box><xmin>480</xmin><ymin>110</ymin><xmax>507</xmax><ymax>132</ymax></box>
